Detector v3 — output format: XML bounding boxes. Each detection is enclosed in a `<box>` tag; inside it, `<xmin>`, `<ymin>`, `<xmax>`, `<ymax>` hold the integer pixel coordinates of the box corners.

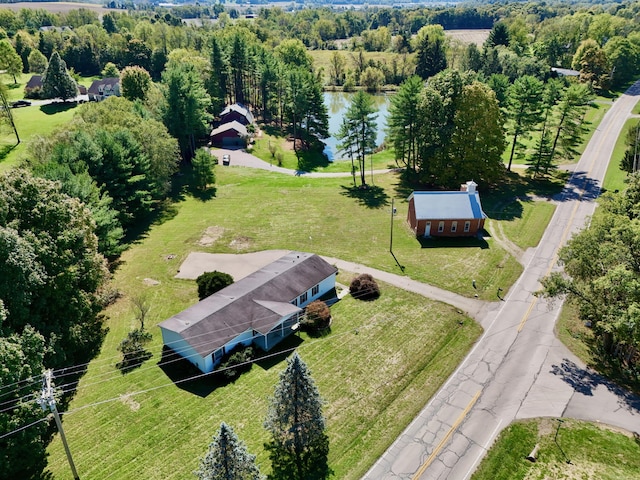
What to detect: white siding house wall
<box><xmin>296</xmin><ymin>274</ymin><xmax>337</xmax><ymax>308</ymax></box>
<box><xmin>255</xmin><ymin>312</ymin><xmax>300</xmax><ymax>351</ymax></box>
<box><xmin>160</xmin><ymin>327</ymin><xmax>208</xmax><ymax>372</ymax></box>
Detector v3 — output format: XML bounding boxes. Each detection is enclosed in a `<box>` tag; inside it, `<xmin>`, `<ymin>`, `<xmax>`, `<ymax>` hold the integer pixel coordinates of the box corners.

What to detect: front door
<box><xmin>424</xmin><ymin>221</ymin><xmax>431</xmax><ymax>237</ymax></box>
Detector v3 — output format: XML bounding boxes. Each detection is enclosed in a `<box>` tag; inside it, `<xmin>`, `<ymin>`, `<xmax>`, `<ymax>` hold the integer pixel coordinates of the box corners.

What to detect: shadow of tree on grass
<box><xmin>340</xmin><ymin>184</ymin><xmax>389</xmax><ymax>209</ymax></box>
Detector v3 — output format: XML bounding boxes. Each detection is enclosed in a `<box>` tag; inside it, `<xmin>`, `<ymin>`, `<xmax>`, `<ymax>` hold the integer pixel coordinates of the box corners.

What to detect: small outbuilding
<box><xmin>159</xmin><ymin>251</ymin><xmax>338</xmax><ymax>374</ymax></box>
<box><xmin>407</xmin><ymin>181</ymin><xmax>487</xmax><ymax>238</ymax></box>
<box><xmin>209</xmin><ymin>120</ymin><xmax>248</xmax><ymax>147</ymax></box>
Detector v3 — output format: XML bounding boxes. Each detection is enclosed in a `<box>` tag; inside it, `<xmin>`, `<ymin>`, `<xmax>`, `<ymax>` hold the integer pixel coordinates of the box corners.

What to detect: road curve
<box><xmin>363</xmin><ymin>82</ymin><xmax>640</xmax><ymax>480</ymax></box>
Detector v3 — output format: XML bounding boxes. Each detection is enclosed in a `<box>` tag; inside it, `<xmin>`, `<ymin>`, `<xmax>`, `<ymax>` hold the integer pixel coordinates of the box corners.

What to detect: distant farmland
<box><xmin>445</xmin><ymin>29</ymin><xmax>491</xmax><ymax>46</ymax></box>
<box><xmin>0</xmin><ymin>2</ymin><xmax>113</xmax><ymax>14</ymax></box>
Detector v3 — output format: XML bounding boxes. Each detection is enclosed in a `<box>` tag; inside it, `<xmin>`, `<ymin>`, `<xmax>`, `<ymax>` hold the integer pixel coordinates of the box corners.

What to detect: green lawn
<box><xmin>47</xmin><ymin>265</ymin><xmax>481</xmax><ymax>479</ymax></box>
<box><xmin>0</xmin><ymin>102</ymin><xmax>79</xmax><ymax>171</ymax></box>
<box><xmin>602</xmin><ymin>117</ymin><xmax>636</xmax><ymax>193</ymax></box>
<box><xmin>472</xmin><ymin>418</ymin><xmax>640</xmax><ymax>480</ymax></box>
<box><xmin>249</xmin><ymin>131</ymin><xmax>396</xmax><ymax>172</ymax></box>
<box><xmin>309</xmin><ymin>50</ymin><xmax>414</xmax><ymax>86</ymax></box>
<box><xmin>503</xmin><ymin>97</ymin><xmax>611</xmax><ymax>167</ymax></box>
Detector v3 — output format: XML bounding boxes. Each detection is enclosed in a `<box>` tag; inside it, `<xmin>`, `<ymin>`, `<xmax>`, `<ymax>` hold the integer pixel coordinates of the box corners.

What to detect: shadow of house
<box><xmin>407</xmin><ymin>181</ymin><xmax>487</xmax><ymax>239</ymax></box>
<box><xmin>159</xmin><ymin>252</ymin><xmax>338</xmax><ymax>375</ymax></box>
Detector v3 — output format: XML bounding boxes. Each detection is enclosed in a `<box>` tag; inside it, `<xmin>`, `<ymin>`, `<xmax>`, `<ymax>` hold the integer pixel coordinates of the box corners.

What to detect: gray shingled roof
<box><xmin>210</xmin><ymin>120</ymin><xmax>247</xmax><ymax>137</ymax></box>
<box><xmin>88</xmin><ymin>77</ymin><xmax>119</xmax><ymax>95</ymax></box>
<box><xmin>159</xmin><ymin>252</ymin><xmax>337</xmax><ymax>357</ymax></box>
<box><xmin>220</xmin><ymin>103</ymin><xmax>255</xmax><ymax>124</ymax></box>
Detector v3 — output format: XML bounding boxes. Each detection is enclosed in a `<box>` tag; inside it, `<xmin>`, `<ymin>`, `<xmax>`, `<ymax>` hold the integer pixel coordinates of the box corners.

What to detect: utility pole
<box><xmin>38</xmin><ymin>370</ymin><xmax>80</xmax><ymax>480</ymax></box>
<box><xmin>389</xmin><ymin>197</ymin><xmax>394</xmax><ymax>254</ymax></box>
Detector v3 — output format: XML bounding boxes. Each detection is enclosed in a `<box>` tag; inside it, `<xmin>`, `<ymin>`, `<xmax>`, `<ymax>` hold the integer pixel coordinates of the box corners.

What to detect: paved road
<box><xmin>363</xmin><ymin>82</ymin><xmax>640</xmax><ymax>479</ymax></box>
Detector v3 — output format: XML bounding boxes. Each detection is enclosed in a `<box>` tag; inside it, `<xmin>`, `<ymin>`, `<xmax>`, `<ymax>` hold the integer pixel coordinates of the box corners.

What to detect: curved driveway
<box><xmin>211</xmin><ymin>87</ymin><xmax>640</xmax><ymax>478</ymax></box>
<box><xmin>363</xmin><ymin>83</ymin><xmax>640</xmax><ymax>479</ymax></box>
<box><xmin>212</xmin><ymin>147</ymin><xmax>398</xmax><ymax>177</ymax></box>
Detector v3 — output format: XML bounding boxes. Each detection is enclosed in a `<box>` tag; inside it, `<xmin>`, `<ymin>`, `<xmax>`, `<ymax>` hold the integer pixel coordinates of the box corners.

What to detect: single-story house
<box><xmin>210</xmin><ymin>120</ymin><xmax>248</xmax><ymax>147</ymax></box>
<box><xmin>407</xmin><ymin>181</ymin><xmax>487</xmax><ymax>238</ymax></box>
<box><xmin>219</xmin><ymin>103</ymin><xmax>254</xmax><ymax>125</ymax></box>
<box><xmin>25</xmin><ymin>75</ymin><xmax>42</xmax><ymax>96</ymax></box>
<box><xmin>88</xmin><ymin>77</ymin><xmax>120</xmax><ymax>101</ymax></box>
<box><xmin>159</xmin><ymin>251</ymin><xmax>338</xmax><ymax>374</ymax></box>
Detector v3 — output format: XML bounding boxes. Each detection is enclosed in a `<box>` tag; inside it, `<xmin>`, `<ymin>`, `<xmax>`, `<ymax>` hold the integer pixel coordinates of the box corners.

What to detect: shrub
<box><xmin>302</xmin><ymin>300</ymin><xmax>331</xmax><ymax>331</ymax></box>
<box><xmin>117</xmin><ymin>328</ymin><xmax>152</xmax><ymax>372</ymax></box>
<box><xmin>218</xmin><ymin>344</ymin><xmax>254</xmax><ymax>380</ymax></box>
<box><xmin>349</xmin><ymin>273</ymin><xmax>380</xmax><ymax>301</ymax></box>
<box><xmin>197</xmin><ymin>270</ymin><xmax>233</xmax><ymax>300</ymax></box>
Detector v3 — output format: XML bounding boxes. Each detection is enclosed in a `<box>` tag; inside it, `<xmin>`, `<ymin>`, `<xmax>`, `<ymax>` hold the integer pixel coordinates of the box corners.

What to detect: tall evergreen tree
<box><xmin>41</xmin><ymin>51</ymin><xmax>78</xmax><ymax>101</ymax></box>
<box><xmin>337</xmin><ymin>90</ymin><xmax>377</xmax><ymax>187</ymax></box>
<box><xmin>528</xmin><ymin>79</ymin><xmax>563</xmax><ymax>177</ymax></box>
<box><xmin>505</xmin><ymin>75</ymin><xmax>544</xmax><ymax>171</ymax></box>
<box><xmin>415</xmin><ymin>33</ymin><xmax>446</xmax><ymax>80</ymax></box>
<box><xmin>195</xmin><ymin>422</ymin><xmax>263</xmax><ymax>480</ymax></box>
<box><xmin>208</xmin><ymin>36</ymin><xmax>228</xmax><ymax>115</ymax></box>
<box><xmin>264</xmin><ymin>353</ymin><xmax>330</xmax><ymax>480</ymax></box>
<box><xmin>387</xmin><ymin>75</ymin><xmax>423</xmax><ymax>173</ymax></box>
<box><xmin>161</xmin><ymin>62</ymin><xmax>212</xmax><ymax>160</ymax></box>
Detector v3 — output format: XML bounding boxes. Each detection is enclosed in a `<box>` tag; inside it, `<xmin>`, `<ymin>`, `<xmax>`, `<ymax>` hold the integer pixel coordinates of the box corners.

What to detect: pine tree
<box><xmin>336</xmin><ymin>90</ymin><xmax>377</xmax><ymax>187</ymax></box>
<box><xmin>195</xmin><ymin>422</ymin><xmax>263</xmax><ymax>480</ymax></box>
<box><xmin>264</xmin><ymin>353</ymin><xmax>331</xmax><ymax>480</ymax></box>
<box><xmin>42</xmin><ymin>51</ymin><xmax>78</xmax><ymax>101</ymax></box>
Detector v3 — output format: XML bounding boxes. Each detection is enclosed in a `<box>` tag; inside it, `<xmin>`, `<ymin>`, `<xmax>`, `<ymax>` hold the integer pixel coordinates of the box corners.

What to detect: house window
<box><xmin>438</xmin><ymin>221</ymin><xmax>445</xmax><ymax>233</ymax></box>
<box><xmin>292</xmin><ymin>298</ymin><xmax>297</xmax><ymax>306</ymax></box>
<box><xmin>312</xmin><ymin>285</ymin><xmax>319</xmax><ymax>296</ymax></box>
<box><xmin>299</xmin><ymin>292</ymin><xmax>308</xmax><ymax>304</ymax></box>
<box><xmin>451</xmin><ymin>221</ymin><xmax>457</xmax><ymax>233</ymax></box>
<box><xmin>464</xmin><ymin>221</ymin><xmax>471</xmax><ymax>232</ymax></box>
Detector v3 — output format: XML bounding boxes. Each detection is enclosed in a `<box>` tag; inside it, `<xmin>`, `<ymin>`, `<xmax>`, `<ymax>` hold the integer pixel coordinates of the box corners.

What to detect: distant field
<box><xmin>445</xmin><ymin>29</ymin><xmax>491</xmax><ymax>46</ymax></box>
<box><xmin>0</xmin><ymin>2</ymin><xmax>112</xmax><ymax>13</ymax></box>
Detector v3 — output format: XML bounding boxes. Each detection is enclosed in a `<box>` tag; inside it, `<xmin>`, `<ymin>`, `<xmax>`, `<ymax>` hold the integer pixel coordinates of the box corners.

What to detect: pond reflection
<box><xmin>323</xmin><ymin>91</ymin><xmax>391</xmax><ymax>161</ymax></box>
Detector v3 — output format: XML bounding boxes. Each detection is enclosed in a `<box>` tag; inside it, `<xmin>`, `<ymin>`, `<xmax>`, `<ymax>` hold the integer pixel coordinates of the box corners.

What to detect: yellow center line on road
<box><xmin>412</xmin><ymin>390</ymin><xmax>482</xmax><ymax>480</ymax></box>
<box><xmin>517</xmin><ymin>102</ymin><xmax>621</xmax><ymax>332</ymax></box>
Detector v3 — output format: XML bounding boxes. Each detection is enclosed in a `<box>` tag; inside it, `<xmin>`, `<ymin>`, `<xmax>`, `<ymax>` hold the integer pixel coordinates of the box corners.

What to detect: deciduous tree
<box><xmin>120</xmin><ymin>65</ymin><xmax>151</xmax><ymax>101</ymax></box>
<box><xmin>0</xmin><ymin>39</ymin><xmax>23</xmax><ymax>83</ymax></box>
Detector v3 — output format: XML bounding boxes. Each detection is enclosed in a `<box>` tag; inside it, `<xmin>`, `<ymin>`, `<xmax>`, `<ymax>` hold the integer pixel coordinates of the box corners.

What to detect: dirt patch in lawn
<box><xmin>119</xmin><ymin>393</ymin><xmax>140</xmax><ymax>411</ymax></box>
<box><xmin>199</xmin><ymin>226</ymin><xmax>225</xmax><ymax>246</ymax></box>
<box><xmin>229</xmin><ymin>235</ymin><xmax>253</xmax><ymax>251</ymax></box>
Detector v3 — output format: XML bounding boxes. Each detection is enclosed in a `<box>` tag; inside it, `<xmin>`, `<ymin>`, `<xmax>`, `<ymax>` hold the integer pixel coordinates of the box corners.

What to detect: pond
<box><xmin>322</xmin><ymin>91</ymin><xmax>391</xmax><ymax>162</ymax></box>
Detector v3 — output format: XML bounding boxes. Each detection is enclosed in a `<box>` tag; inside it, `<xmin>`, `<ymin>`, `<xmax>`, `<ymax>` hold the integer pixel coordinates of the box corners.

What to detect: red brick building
<box><xmin>407</xmin><ymin>181</ymin><xmax>486</xmax><ymax>238</ymax></box>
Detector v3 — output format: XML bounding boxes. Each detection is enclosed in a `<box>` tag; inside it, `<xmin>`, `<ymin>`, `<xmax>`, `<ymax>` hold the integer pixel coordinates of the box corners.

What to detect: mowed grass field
<box><xmin>43</xmin><ymin>164</ymin><xmax>559</xmax><ymax>479</ymax></box>
<box><xmin>471</xmin><ymin>418</ymin><xmax>640</xmax><ymax>480</ymax></box>
<box><xmin>46</xmin><ymin>264</ymin><xmax>482</xmax><ymax>478</ymax></box>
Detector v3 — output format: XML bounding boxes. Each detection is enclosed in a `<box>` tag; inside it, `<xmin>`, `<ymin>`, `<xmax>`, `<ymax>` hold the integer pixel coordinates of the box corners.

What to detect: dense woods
<box><xmin>1</xmin><ymin>0</ymin><xmax>640</xmax><ymax>478</ymax></box>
